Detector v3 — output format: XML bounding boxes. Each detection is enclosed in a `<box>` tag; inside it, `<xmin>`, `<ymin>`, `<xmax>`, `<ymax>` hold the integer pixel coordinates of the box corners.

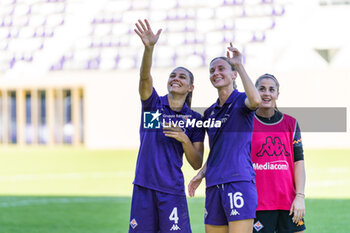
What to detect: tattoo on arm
<box><xmin>200</xmin><ymin>169</ymin><xmax>206</xmax><ymax>178</ymax></box>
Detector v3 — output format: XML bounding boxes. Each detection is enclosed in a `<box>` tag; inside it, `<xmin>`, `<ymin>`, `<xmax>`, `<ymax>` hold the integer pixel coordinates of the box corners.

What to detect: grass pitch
<box><xmin>0</xmin><ymin>147</ymin><xmax>349</xmax><ymax>233</ymax></box>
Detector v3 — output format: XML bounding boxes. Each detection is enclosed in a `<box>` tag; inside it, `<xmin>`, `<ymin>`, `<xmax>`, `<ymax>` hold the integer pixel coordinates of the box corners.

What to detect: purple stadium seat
<box><xmin>9</xmin><ymin>56</ymin><xmax>16</xmax><ymax>69</ymax></box>
<box><xmin>261</xmin><ymin>0</ymin><xmax>274</xmax><ymax>4</ymax></box>
<box><xmin>19</xmin><ymin>0</ymin><xmax>286</xmax><ymax>72</ymax></box>
<box><xmin>86</xmin><ymin>56</ymin><xmax>101</xmax><ymax>69</ymax></box>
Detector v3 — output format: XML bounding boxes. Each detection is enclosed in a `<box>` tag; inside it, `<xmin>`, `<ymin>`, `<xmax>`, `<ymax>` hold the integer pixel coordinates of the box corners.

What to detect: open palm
<box><xmin>134</xmin><ymin>19</ymin><xmax>162</xmax><ymax>47</ymax></box>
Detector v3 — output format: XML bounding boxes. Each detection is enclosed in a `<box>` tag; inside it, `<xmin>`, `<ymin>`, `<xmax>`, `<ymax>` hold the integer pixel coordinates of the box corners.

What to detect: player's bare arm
<box><xmin>163</xmin><ymin>124</ymin><xmax>204</xmax><ymax>170</ymax></box>
<box><xmin>290</xmin><ymin>160</ymin><xmax>306</xmax><ymax>224</ymax></box>
<box><xmin>226</xmin><ymin>43</ymin><xmax>261</xmax><ymax>110</ymax></box>
<box><xmin>134</xmin><ymin>19</ymin><xmax>162</xmax><ymax>100</ymax></box>
<box><xmin>188</xmin><ymin>161</ymin><xmax>207</xmax><ymax>197</ymax></box>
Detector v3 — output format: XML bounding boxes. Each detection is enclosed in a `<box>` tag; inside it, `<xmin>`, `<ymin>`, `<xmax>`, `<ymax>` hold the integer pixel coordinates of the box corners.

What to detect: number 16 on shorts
<box><xmin>228</xmin><ymin>192</ymin><xmax>244</xmax><ymax>216</ymax></box>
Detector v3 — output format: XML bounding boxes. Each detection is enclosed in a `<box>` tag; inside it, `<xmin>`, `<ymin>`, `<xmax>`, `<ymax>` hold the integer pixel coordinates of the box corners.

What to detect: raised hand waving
<box><xmin>134</xmin><ymin>19</ymin><xmax>162</xmax><ymax>47</ymax></box>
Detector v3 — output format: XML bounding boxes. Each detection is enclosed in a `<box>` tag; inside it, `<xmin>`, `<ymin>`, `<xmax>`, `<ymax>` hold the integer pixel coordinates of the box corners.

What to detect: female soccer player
<box><xmin>251</xmin><ymin>74</ymin><xmax>306</xmax><ymax>233</ymax></box>
<box><xmin>189</xmin><ymin>73</ymin><xmax>306</xmax><ymax>233</ymax></box>
<box><xmin>129</xmin><ymin>19</ymin><xmax>205</xmax><ymax>233</ymax></box>
<box><xmin>189</xmin><ymin>44</ymin><xmax>261</xmax><ymax>233</ymax></box>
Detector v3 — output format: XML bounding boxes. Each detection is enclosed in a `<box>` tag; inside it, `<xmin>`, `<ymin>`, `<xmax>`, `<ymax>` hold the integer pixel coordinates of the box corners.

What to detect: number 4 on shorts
<box><xmin>169</xmin><ymin>207</ymin><xmax>179</xmax><ymax>224</ymax></box>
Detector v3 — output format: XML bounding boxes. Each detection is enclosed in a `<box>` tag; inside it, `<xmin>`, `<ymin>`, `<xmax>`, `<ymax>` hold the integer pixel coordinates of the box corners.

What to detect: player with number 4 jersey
<box><xmin>129</xmin><ymin>19</ymin><xmax>205</xmax><ymax>233</ymax></box>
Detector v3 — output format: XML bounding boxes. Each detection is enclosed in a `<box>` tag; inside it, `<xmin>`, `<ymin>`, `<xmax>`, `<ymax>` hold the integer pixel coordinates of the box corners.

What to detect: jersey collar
<box><xmin>213</xmin><ymin>89</ymin><xmax>238</xmax><ymax>109</ymax></box>
<box><xmin>161</xmin><ymin>94</ymin><xmax>190</xmax><ymax>114</ymax></box>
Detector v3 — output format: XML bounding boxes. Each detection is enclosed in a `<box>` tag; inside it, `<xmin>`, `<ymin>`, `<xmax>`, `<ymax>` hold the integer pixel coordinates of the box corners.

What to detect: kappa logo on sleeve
<box><xmin>253</xmin><ymin>221</ymin><xmax>264</xmax><ymax>231</ymax></box>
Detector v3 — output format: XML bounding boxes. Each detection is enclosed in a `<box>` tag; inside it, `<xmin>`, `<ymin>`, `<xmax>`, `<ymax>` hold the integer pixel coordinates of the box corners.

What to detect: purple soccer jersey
<box><xmin>133</xmin><ymin>88</ymin><xmax>205</xmax><ymax>195</ymax></box>
<box><xmin>204</xmin><ymin>89</ymin><xmax>256</xmax><ymax>188</ymax></box>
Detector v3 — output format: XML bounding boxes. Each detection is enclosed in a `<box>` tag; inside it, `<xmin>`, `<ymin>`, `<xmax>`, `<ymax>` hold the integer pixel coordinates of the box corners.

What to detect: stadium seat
<box><xmin>0</xmin><ymin>0</ymin><xmax>287</xmax><ymax>72</ymax></box>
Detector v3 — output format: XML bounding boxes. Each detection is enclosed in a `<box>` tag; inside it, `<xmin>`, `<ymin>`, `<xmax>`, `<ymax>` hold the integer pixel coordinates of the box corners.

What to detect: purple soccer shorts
<box><xmin>205</xmin><ymin>180</ymin><xmax>257</xmax><ymax>225</ymax></box>
<box><xmin>129</xmin><ymin>185</ymin><xmax>192</xmax><ymax>233</ymax></box>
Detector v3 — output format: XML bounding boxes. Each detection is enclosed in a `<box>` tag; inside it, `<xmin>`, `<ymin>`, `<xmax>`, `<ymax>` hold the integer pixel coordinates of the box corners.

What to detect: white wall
<box><xmin>1</xmin><ymin>0</ymin><xmax>349</xmax><ymax>149</ymax></box>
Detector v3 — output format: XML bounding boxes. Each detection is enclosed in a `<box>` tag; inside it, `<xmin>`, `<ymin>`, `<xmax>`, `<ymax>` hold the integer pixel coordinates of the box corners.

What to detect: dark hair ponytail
<box><xmin>185</xmin><ymin>92</ymin><xmax>192</xmax><ymax>108</ymax></box>
<box><xmin>176</xmin><ymin>66</ymin><xmax>194</xmax><ymax>108</ymax></box>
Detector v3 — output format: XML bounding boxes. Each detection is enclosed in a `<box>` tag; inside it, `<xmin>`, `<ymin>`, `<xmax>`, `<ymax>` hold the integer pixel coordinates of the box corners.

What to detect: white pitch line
<box><xmin>0</xmin><ymin>171</ymin><xmax>133</xmax><ymax>182</ymax></box>
<box><xmin>0</xmin><ymin>197</ymin><xmax>130</xmax><ymax>208</ymax></box>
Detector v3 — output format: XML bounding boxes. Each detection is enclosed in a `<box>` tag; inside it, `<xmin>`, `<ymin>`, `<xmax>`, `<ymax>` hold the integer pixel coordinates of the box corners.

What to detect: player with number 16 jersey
<box><xmin>189</xmin><ymin>46</ymin><xmax>262</xmax><ymax>233</ymax></box>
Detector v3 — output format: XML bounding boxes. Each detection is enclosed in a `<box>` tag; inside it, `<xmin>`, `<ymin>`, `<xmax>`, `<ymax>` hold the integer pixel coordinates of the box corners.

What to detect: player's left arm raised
<box><xmin>226</xmin><ymin>43</ymin><xmax>261</xmax><ymax>110</ymax></box>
